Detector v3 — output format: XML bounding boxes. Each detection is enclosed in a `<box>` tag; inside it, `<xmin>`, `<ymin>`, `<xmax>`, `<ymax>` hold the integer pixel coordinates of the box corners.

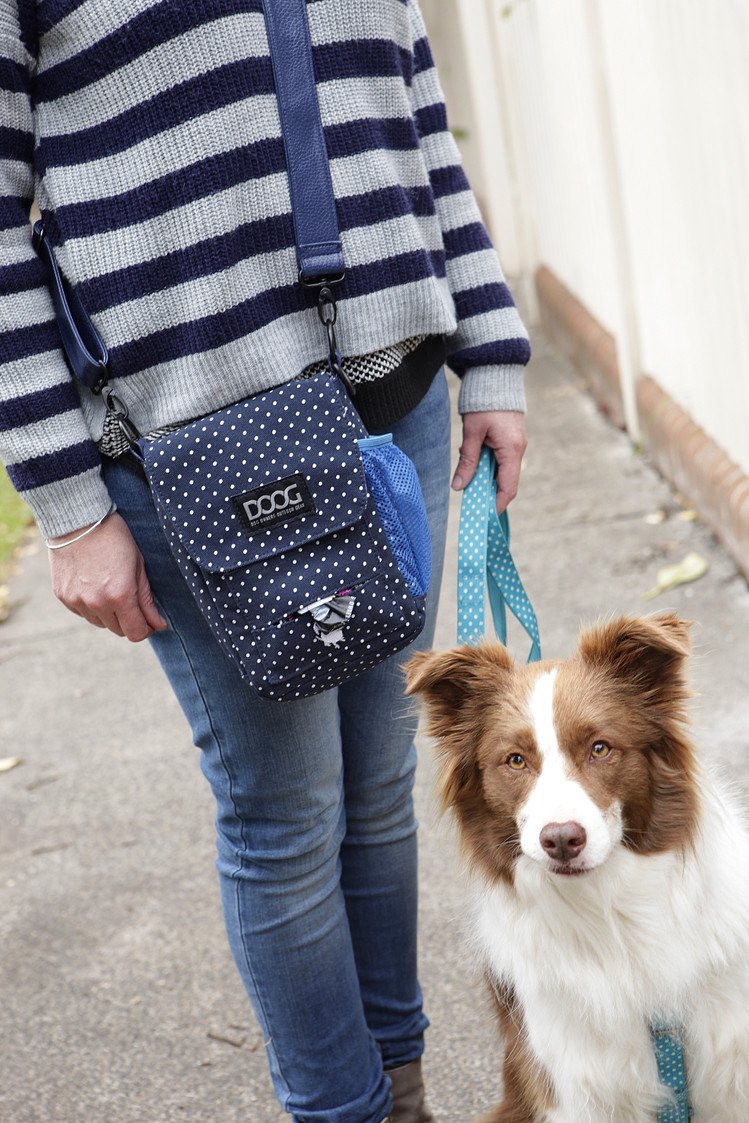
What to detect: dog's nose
<box><xmin>539</xmin><ymin>821</ymin><xmax>587</xmax><ymax>862</ymax></box>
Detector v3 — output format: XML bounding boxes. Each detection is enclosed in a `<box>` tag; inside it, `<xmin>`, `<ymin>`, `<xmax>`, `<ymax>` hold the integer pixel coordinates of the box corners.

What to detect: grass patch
<box><xmin>0</xmin><ymin>468</ymin><xmax>34</xmax><ymax>577</ymax></box>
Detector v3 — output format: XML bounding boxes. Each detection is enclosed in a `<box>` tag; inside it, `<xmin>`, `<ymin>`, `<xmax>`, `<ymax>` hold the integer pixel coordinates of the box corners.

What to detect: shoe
<box><xmin>386</xmin><ymin>1058</ymin><xmax>437</xmax><ymax>1123</ymax></box>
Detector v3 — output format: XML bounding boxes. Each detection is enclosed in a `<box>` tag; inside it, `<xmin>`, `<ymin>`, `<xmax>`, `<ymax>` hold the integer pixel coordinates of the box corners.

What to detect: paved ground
<box><xmin>2</xmin><ymin>327</ymin><xmax>749</xmax><ymax>1123</ymax></box>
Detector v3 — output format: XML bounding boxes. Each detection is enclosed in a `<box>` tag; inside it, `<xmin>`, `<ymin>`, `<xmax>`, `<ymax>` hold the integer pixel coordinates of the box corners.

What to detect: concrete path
<box><xmin>2</xmin><ymin>328</ymin><xmax>749</xmax><ymax>1123</ymax></box>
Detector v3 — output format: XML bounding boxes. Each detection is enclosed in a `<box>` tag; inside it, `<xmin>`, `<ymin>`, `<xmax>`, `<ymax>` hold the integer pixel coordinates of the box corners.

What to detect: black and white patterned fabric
<box><xmin>141</xmin><ymin>373</ymin><xmax>429</xmax><ymax>700</ymax></box>
<box><xmin>99</xmin><ymin>335</ymin><xmax>428</xmax><ymax>460</ymax></box>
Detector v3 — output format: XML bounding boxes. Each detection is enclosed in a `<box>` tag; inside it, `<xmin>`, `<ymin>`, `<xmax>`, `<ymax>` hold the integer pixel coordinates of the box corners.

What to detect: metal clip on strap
<box><xmin>317</xmin><ymin>287</ymin><xmax>355</xmax><ymax>396</ymax></box>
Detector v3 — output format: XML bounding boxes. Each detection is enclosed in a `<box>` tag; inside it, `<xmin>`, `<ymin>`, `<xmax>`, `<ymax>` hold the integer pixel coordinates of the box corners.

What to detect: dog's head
<box><xmin>405</xmin><ymin>614</ymin><xmax>698</xmax><ymax>886</ymax></box>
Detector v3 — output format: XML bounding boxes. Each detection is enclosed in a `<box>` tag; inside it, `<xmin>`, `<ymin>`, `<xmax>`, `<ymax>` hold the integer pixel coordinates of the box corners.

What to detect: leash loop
<box><xmin>457</xmin><ymin>446</ymin><xmax>540</xmax><ymax>660</ymax></box>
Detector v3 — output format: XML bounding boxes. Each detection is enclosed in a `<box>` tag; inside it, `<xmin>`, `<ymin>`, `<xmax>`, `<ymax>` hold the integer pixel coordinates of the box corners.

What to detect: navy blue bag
<box><xmin>140</xmin><ymin>373</ymin><xmax>430</xmax><ymax>699</ymax></box>
<box><xmin>34</xmin><ymin>0</ymin><xmax>432</xmax><ymax>700</ymax></box>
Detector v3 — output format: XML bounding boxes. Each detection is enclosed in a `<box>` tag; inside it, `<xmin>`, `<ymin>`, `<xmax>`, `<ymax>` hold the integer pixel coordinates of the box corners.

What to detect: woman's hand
<box><xmin>451</xmin><ymin>410</ymin><xmax>527</xmax><ymax>515</ymax></box>
<box><xmin>47</xmin><ymin>511</ymin><xmax>168</xmax><ymax>642</ymax></box>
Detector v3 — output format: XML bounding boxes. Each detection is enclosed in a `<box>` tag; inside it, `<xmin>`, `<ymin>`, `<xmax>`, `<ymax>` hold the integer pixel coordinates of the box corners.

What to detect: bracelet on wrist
<box><xmin>44</xmin><ymin>502</ymin><xmax>116</xmax><ymax>551</ymax></box>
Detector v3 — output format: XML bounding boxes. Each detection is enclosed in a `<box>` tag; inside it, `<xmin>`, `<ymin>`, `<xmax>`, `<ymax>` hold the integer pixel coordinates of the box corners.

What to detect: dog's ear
<box><xmin>579</xmin><ymin>614</ymin><xmax>698</xmax><ymax>853</ymax></box>
<box><xmin>405</xmin><ymin>643</ymin><xmax>515</xmax><ymax>734</ymax></box>
<box><xmin>405</xmin><ymin>644</ymin><xmax>514</xmax><ymax>810</ymax></box>
<box><xmin>578</xmin><ymin>612</ymin><xmax>691</xmax><ymax>701</ymax></box>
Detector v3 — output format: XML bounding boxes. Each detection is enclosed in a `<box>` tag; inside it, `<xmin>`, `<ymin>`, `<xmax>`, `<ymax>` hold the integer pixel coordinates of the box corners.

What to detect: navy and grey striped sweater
<box><xmin>0</xmin><ymin>0</ymin><xmax>530</xmax><ymax>537</ymax></box>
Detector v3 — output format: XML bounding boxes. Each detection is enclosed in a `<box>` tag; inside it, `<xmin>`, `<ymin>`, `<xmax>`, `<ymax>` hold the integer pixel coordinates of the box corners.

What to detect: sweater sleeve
<box><xmin>0</xmin><ymin>12</ymin><xmax>111</xmax><ymax>538</ymax></box>
<box><xmin>407</xmin><ymin>0</ymin><xmax>530</xmax><ymax>414</ymax></box>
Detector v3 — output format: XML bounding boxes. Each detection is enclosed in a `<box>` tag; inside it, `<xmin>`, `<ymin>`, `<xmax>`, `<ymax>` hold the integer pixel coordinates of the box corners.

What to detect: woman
<box><xmin>0</xmin><ymin>1</ymin><xmax>529</xmax><ymax>1119</ymax></box>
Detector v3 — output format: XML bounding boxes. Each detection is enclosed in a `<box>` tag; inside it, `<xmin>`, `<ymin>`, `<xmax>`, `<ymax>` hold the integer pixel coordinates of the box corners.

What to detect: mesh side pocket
<box><xmin>358</xmin><ymin>436</ymin><xmax>431</xmax><ymax>598</ymax></box>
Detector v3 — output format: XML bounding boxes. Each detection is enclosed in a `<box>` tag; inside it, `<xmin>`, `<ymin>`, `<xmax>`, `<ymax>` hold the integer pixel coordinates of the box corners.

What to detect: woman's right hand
<box><xmin>47</xmin><ymin>511</ymin><xmax>168</xmax><ymax>642</ymax></box>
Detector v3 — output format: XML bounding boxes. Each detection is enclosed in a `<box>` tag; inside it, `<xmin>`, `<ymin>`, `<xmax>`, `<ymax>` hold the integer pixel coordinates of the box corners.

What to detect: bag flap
<box><xmin>142</xmin><ymin>374</ymin><xmax>368</xmax><ymax>572</ymax></box>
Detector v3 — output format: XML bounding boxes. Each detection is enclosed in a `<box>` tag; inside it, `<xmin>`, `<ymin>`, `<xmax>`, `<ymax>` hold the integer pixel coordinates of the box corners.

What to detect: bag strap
<box><xmin>262</xmin><ymin>0</ymin><xmax>345</xmax><ymax>285</ymax></box>
<box><xmin>261</xmin><ymin>0</ymin><xmax>351</xmax><ymax>393</ymax></box>
<box><xmin>457</xmin><ymin>446</ymin><xmax>541</xmax><ymax>661</ymax></box>
<box><xmin>33</xmin><ymin>0</ymin><xmax>350</xmax><ymax>438</ymax></box>
<box><xmin>32</xmin><ymin>221</ymin><xmax>108</xmax><ymax>393</ymax></box>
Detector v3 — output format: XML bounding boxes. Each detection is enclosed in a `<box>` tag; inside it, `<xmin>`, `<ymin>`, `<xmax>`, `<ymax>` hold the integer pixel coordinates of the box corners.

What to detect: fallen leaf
<box><xmin>0</xmin><ymin>756</ymin><xmax>22</xmax><ymax>773</ymax></box>
<box><xmin>677</xmin><ymin>508</ymin><xmax>699</xmax><ymax>522</ymax></box>
<box><xmin>643</xmin><ymin>552</ymin><xmax>709</xmax><ymax>600</ymax></box>
<box><xmin>207</xmin><ymin>1030</ymin><xmax>246</xmax><ymax>1049</ymax></box>
<box><xmin>31</xmin><ymin>841</ymin><xmax>71</xmax><ymax>856</ymax></box>
<box><xmin>644</xmin><ymin>510</ymin><xmax>667</xmax><ymax>525</ymax></box>
<box><xmin>25</xmin><ymin>773</ymin><xmax>61</xmax><ymax>791</ymax></box>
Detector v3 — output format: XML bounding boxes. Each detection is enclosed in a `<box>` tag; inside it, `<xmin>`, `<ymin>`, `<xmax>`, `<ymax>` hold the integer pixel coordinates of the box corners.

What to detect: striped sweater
<box><xmin>0</xmin><ymin>0</ymin><xmax>530</xmax><ymax>538</ymax></box>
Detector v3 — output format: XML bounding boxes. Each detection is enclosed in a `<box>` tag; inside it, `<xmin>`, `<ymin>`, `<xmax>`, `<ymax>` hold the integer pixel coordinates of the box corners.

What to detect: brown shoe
<box><xmin>386</xmin><ymin>1058</ymin><xmax>437</xmax><ymax>1123</ymax></box>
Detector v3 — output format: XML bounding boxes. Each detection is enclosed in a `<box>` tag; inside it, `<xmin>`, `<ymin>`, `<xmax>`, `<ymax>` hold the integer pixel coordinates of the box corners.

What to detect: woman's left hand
<box><xmin>451</xmin><ymin>410</ymin><xmax>527</xmax><ymax>515</ymax></box>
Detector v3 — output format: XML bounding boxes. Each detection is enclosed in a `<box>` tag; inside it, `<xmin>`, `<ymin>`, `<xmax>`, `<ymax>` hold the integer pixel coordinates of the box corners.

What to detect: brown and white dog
<box><xmin>406</xmin><ymin>614</ymin><xmax>749</xmax><ymax>1122</ymax></box>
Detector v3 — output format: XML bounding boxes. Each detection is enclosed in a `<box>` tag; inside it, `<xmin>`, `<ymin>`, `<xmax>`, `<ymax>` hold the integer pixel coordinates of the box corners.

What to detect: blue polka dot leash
<box><xmin>652</xmin><ymin>1023</ymin><xmax>693</xmax><ymax>1121</ymax></box>
<box><xmin>457</xmin><ymin>446</ymin><xmax>541</xmax><ymax>661</ymax></box>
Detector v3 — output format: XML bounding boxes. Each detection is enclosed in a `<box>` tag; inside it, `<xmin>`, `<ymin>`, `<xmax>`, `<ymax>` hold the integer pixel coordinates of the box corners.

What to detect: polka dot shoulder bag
<box><xmin>138</xmin><ymin>375</ymin><xmax>431</xmax><ymax>699</ymax></box>
<box><xmin>33</xmin><ymin>0</ymin><xmax>431</xmax><ymax>700</ymax></box>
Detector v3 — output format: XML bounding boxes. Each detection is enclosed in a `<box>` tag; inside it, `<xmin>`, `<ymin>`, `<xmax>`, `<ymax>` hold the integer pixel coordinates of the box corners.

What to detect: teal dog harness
<box><xmin>652</xmin><ymin>1024</ymin><xmax>692</xmax><ymax>1121</ymax></box>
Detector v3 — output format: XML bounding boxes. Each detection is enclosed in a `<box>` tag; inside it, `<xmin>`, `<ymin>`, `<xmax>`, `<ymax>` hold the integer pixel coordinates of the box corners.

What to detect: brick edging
<box><xmin>534</xmin><ymin>264</ymin><xmax>749</xmax><ymax>581</ymax></box>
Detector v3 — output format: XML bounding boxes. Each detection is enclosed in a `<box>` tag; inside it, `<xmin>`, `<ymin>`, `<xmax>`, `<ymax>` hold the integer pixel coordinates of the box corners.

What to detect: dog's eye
<box><xmin>591</xmin><ymin>741</ymin><xmax>612</xmax><ymax>760</ymax></box>
<box><xmin>506</xmin><ymin>753</ymin><xmax>527</xmax><ymax>770</ymax></box>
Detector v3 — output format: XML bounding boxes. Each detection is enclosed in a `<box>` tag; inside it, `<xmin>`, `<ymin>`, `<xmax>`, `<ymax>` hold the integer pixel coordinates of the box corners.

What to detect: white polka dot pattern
<box><xmin>143</xmin><ymin>374</ymin><xmax>369</xmax><ymax>572</ymax></box>
<box><xmin>142</xmin><ymin>373</ymin><xmax>428</xmax><ymax>699</ymax></box>
<box><xmin>457</xmin><ymin>446</ymin><xmax>541</xmax><ymax>662</ymax></box>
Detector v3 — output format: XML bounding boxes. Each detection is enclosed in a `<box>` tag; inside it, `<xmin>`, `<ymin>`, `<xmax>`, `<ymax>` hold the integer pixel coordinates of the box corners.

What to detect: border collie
<box><xmin>406</xmin><ymin>614</ymin><xmax>749</xmax><ymax>1122</ymax></box>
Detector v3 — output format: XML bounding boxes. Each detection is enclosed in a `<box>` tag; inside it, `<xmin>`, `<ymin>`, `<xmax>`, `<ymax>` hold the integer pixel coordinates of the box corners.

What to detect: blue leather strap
<box><xmin>32</xmin><ymin>219</ymin><xmax>108</xmax><ymax>392</ymax></box>
<box><xmin>457</xmin><ymin>446</ymin><xmax>541</xmax><ymax>661</ymax></box>
<box><xmin>262</xmin><ymin>0</ymin><xmax>345</xmax><ymax>284</ymax></box>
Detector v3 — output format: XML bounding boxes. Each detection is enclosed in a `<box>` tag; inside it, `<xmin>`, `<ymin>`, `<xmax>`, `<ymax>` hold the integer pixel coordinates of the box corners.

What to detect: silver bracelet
<box><xmin>44</xmin><ymin>502</ymin><xmax>116</xmax><ymax>550</ymax></box>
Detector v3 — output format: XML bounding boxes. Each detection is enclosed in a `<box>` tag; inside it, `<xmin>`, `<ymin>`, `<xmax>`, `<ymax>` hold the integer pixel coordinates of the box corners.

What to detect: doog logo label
<box><xmin>233</xmin><ymin>473</ymin><xmax>316</xmax><ymax>532</ymax></box>
<box><xmin>245</xmin><ymin>482</ymin><xmax>301</xmax><ymax>520</ymax></box>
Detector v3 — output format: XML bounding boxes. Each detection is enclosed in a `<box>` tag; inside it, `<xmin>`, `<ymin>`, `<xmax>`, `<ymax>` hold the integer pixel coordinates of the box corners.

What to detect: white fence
<box><xmin>423</xmin><ymin>0</ymin><xmax>749</xmax><ymax>474</ymax></box>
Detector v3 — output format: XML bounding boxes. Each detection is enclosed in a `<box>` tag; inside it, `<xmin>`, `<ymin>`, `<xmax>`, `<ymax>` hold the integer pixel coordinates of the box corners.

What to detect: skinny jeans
<box><xmin>102</xmin><ymin>371</ymin><xmax>452</xmax><ymax>1123</ymax></box>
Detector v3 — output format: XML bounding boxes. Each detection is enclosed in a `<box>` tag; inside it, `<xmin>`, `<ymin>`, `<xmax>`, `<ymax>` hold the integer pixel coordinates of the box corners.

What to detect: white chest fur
<box><xmin>473</xmin><ymin>785</ymin><xmax>749</xmax><ymax>1122</ymax></box>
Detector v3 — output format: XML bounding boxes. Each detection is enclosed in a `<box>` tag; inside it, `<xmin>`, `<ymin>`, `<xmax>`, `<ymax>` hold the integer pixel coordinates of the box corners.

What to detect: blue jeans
<box><xmin>102</xmin><ymin>372</ymin><xmax>451</xmax><ymax>1123</ymax></box>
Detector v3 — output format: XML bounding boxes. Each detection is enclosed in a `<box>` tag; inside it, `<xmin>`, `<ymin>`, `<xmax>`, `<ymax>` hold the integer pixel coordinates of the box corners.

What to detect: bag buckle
<box><xmin>298</xmin><ymin>269</ymin><xmax>346</xmax><ymax>289</ymax></box>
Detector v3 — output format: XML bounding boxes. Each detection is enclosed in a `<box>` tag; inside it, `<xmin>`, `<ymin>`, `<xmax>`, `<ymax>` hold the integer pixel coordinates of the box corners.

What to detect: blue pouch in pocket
<box><xmin>358</xmin><ymin>434</ymin><xmax>431</xmax><ymax>600</ymax></box>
